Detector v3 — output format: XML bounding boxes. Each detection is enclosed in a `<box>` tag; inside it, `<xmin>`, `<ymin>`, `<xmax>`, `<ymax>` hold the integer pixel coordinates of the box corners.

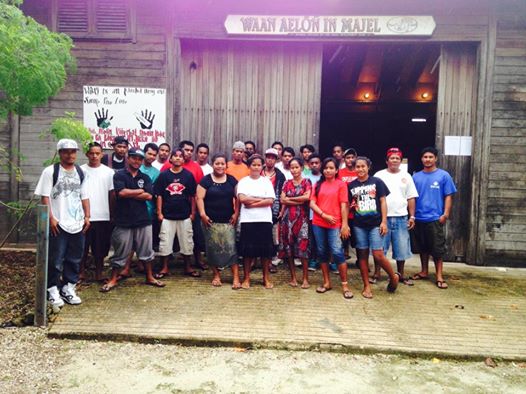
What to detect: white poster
<box><xmin>444</xmin><ymin>136</ymin><xmax>472</xmax><ymax>156</ymax></box>
<box><xmin>83</xmin><ymin>85</ymin><xmax>166</xmax><ymax>149</ymax></box>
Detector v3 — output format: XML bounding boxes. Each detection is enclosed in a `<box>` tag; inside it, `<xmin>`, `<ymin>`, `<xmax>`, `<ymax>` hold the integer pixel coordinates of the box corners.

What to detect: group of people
<box><xmin>35</xmin><ymin>135</ymin><xmax>456</xmax><ymax>308</ymax></box>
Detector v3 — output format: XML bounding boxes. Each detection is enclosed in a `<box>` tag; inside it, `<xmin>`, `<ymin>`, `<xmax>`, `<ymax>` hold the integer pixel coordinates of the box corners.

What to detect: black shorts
<box><xmin>239</xmin><ymin>222</ymin><xmax>274</xmax><ymax>258</ymax></box>
<box><xmin>410</xmin><ymin>220</ymin><xmax>446</xmax><ymax>260</ymax></box>
<box><xmin>85</xmin><ymin>221</ymin><xmax>113</xmax><ymax>260</ymax></box>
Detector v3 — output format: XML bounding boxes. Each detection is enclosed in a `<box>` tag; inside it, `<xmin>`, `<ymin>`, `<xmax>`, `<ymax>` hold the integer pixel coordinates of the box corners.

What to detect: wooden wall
<box><xmin>180</xmin><ymin>40</ymin><xmax>322</xmax><ymax>154</ymax></box>
<box><xmin>436</xmin><ymin>44</ymin><xmax>478</xmax><ymax>261</ymax></box>
<box><xmin>3</xmin><ymin>0</ymin><xmax>170</xmax><ymax>241</ymax></box>
<box><xmin>484</xmin><ymin>14</ymin><xmax>526</xmax><ymax>265</ymax></box>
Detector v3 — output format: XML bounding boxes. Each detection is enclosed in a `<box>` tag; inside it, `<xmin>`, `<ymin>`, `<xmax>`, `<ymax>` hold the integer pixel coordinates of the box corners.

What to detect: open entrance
<box><xmin>319</xmin><ymin>43</ymin><xmax>440</xmax><ymax>174</ymax></box>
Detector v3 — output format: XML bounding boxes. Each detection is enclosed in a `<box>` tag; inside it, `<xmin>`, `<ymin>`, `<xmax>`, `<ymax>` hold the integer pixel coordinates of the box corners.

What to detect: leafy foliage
<box><xmin>0</xmin><ymin>0</ymin><xmax>76</xmax><ymax>118</ymax></box>
<box><xmin>40</xmin><ymin>112</ymin><xmax>93</xmax><ymax>165</ymax></box>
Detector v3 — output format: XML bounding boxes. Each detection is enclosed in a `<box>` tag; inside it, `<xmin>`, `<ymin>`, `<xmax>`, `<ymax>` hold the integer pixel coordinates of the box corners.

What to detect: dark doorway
<box><xmin>320</xmin><ymin>43</ymin><xmax>440</xmax><ymax>174</ymax></box>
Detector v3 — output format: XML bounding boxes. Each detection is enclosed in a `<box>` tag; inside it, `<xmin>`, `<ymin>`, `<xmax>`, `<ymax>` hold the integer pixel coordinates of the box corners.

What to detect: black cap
<box><xmin>128</xmin><ymin>148</ymin><xmax>145</xmax><ymax>158</ymax></box>
<box><xmin>111</xmin><ymin>136</ymin><xmax>129</xmax><ymax>146</ymax></box>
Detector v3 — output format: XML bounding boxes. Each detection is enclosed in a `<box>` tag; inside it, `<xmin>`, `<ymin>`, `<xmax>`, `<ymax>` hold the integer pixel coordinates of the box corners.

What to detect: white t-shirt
<box><xmin>34</xmin><ymin>165</ymin><xmax>89</xmax><ymax>234</ymax></box>
<box><xmin>152</xmin><ymin>160</ymin><xmax>165</xmax><ymax>171</ymax></box>
<box><xmin>374</xmin><ymin>169</ymin><xmax>419</xmax><ymax>217</ymax></box>
<box><xmin>275</xmin><ymin>162</ymin><xmax>292</xmax><ymax>180</ymax></box>
<box><xmin>200</xmin><ymin>163</ymin><xmax>213</xmax><ymax>176</ymax></box>
<box><xmin>237</xmin><ymin>176</ymin><xmax>275</xmax><ymax>223</ymax></box>
<box><xmin>80</xmin><ymin>164</ymin><xmax>114</xmax><ymax>221</ymax></box>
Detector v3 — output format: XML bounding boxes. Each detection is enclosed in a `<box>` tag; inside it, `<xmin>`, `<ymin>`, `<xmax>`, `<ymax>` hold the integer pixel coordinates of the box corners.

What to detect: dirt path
<box><xmin>1</xmin><ymin>328</ymin><xmax>525</xmax><ymax>393</ymax></box>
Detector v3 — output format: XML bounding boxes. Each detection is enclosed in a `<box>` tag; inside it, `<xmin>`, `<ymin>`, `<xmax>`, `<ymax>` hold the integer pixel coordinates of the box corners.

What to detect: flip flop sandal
<box><xmin>316</xmin><ymin>286</ymin><xmax>332</xmax><ymax>294</ymax></box>
<box><xmin>436</xmin><ymin>280</ymin><xmax>449</xmax><ymax>289</ymax></box>
<box><xmin>368</xmin><ymin>277</ymin><xmax>379</xmax><ymax>284</ymax></box>
<box><xmin>401</xmin><ymin>277</ymin><xmax>414</xmax><ymax>286</ymax></box>
<box><xmin>343</xmin><ymin>290</ymin><xmax>354</xmax><ymax>299</ymax></box>
<box><xmin>145</xmin><ymin>280</ymin><xmax>166</xmax><ymax>288</ymax></box>
<box><xmin>184</xmin><ymin>270</ymin><xmax>201</xmax><ymax>278</ymax></box>
<box><xmin>411</xmin><ymin>273</ymin><xmax>429</xmax><ymax>281</ymax></box>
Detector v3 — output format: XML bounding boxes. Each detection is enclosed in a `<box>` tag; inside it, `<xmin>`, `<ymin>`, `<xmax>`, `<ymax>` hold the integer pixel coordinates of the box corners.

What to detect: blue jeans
<box><xmin>353</xmin><ymin>225</ymin><xmax>384</xmax><ymax>250</ymax></box>
<box><xmin>48</xmin><ymin>227</ymin><xmax>85</xmax><ymax>288</ymax></box>
<box><xmin>311</xmin><ymin>225</ymin><xmax>346</xmax><ymax>265</ymax></box>
<box><xmin>383</xmin><ymin>216</ymin><xmax>412</xmax><ymax>261</ymax></box>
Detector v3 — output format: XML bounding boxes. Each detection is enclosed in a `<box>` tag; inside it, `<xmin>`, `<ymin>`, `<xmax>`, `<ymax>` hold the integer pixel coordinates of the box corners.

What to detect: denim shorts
<box><xmin>353</xmin><ymin>225</ymin><xmax>384</xmax><ymax>250</ymax></box>
<box><xmin>383</xmin><ymin>216</ymin><xmax>412</xmax><ymax>261</ymax></box>
<box><xmin>311</xmin><ymin>225</ymin><xmax>346</xmax><ymax>265</ymax></box>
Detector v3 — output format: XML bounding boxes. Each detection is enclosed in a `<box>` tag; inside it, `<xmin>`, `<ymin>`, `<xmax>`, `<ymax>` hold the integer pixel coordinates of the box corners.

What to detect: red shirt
<box><xmin>183</xmin><ymin>160</ymin><xmax>204</xmax><ymax>184</ymax></box>
<box><xmin>338</xmin><ymin>168</ymin><xmax>358</xmax><ymax>184</ymax></box>
<box><xmin>161</xmin><ymin>160</ymin><xmax>204</xmax><ymax>184</ymax></box>
<box><xmin>337</xmin><ymin>168</ymin><xmax>358</xmax><ymax>219</ymax></box>
<box><xmin>310</xmin><ymin>179</ymin><xmax>348</xmax><ymax>229</ymax></box>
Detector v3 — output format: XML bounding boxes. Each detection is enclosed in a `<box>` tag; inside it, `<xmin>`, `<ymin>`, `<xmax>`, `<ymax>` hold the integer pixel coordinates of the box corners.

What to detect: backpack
<box><xmin>52</xmin><ymin>162</ymin><xmax>85</xmax><ymax>187</ymax></box>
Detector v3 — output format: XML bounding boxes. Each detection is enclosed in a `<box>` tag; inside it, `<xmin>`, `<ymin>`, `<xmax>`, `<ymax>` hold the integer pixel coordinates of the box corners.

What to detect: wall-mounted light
<box><xmin>411</xmin><ymin>118</ymin><xmax>427</xmax><ymax>122</ymax></box>
<box><xmin>421</xmin><ymin>92</ymin><xmax>429</xmax><ymax>99</ymax></box>
<box><xmin>363</xmin><ymin>92</ymin><xmax>371</xmax><ymax>100</ymax></box>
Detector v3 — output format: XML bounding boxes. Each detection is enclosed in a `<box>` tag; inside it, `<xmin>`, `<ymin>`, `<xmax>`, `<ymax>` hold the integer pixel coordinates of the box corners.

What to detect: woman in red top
<box><xmin>309</xmin><ymin>158</ymin><xmax>352</xmax><ymax>299</ymax></box>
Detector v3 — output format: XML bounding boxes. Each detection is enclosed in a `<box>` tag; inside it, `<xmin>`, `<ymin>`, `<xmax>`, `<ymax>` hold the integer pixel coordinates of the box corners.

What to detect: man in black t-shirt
<box><xmin>155</xmin><ymin>148</ymin><xmax>199</xmax><ymax>278</ymax></box>
<box><xmin>100</xmin><ymin>148</ymin><xmax>165</xmax><ymax>292</ymax></box>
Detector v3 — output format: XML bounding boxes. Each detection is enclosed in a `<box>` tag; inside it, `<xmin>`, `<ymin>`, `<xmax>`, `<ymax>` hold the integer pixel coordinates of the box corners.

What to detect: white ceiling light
<box><xmin>411</xmin><ymin>118</ymin><xmax>427</xmax><ymax>122</ymax></box>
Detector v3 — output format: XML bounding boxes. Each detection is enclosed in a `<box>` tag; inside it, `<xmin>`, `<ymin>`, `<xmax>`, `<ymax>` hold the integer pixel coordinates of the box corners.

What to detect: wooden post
<box><xmin>35</xmin><ymin>204</ymin><xmax>49</xmax><ymax>327</ymax></box>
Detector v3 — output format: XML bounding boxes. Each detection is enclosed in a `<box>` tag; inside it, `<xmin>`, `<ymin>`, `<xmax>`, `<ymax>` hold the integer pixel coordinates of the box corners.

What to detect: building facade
<box><xmin>1</xmin><ymin>0</ymin><xmax>525</xmax><ymax>266</ymax></box>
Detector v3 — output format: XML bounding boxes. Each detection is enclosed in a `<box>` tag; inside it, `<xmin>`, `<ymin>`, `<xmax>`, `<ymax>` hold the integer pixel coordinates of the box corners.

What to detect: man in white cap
<box><xmin>34</xmin><ymin>139</ymin><xmax>90</xmax><ymax>308</ymax></box>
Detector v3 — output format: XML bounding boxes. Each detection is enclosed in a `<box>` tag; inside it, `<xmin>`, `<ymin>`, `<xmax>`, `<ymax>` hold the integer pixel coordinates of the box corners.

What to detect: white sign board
<box><xmin>224</xmin><ymin>15</ymin><xmax>436</xmax><ymax>37</ymax></box>
<box><xmin>444</xmin><ymin>136</ymin><xmax>472</xmax><ymax>156</ymax></box>
<box><xmin>83</xmin><ymin>85</ymin><xmax>166</xmax><ymax>149</ymax></box>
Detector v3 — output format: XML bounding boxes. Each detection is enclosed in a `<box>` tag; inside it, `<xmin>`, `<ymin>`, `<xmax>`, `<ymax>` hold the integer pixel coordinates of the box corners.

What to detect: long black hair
<box><xmin>315</xmin><ymin>157</ymin><xmax>339</xmax><ymax>197</ymax></box>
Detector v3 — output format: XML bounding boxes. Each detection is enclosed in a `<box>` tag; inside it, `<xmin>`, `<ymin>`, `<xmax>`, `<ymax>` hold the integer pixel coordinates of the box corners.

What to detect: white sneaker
<box><xmin>294</xmin><ymin>258</ymin><xmax>302</xmax><ymax>266</ymax></box>
<box><xmin>47</xmin><ymin>286</ymin><xmax>64</xmax><ymax>308</ymax></box>
<box><xmin>271</xmin><ymin>257</ymin><xmax>282</xmax><ymax>266</ymax></box>
<box><xmin>60</xmin><ymin>283</ymin><xmax>82</xmax><ymax>305</ymax></box>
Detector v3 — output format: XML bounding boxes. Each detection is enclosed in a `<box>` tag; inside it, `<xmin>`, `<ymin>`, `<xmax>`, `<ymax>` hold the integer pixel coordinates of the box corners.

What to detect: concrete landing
<box><xmin>48</xmin><ymin>259</ymin><xmax>526</xmax><ymax>360</ymax></box>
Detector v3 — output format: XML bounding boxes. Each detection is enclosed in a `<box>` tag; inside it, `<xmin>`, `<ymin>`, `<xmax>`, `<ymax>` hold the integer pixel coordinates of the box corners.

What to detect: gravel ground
<box><xmin>2</xmin><ymin>328</ymin><xmax>526</xmax><ymax>393</ymax></box>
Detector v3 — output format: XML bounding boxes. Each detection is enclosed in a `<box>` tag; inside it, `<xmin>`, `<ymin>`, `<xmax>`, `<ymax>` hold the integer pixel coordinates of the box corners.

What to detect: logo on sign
<box><xmin>387</xmin><ymin>17</ymin><xmax>418</xmax><ymax>33</ymax></box>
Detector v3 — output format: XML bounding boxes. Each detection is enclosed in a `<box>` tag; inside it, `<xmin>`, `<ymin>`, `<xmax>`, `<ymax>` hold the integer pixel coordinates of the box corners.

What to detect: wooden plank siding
<box><xmin>10</xmin><ymin>0</ymin><xmax>170</xmax><ymax>242</ymax></box>
<box><xmin>179</xmin><ymin>40</ymin><xmax>322</xmax><ymax>154</ymax></box>
<box><xmin>484</xmin><ymin>15</ymin><xmax>526</xmax><ymax>265</ymax></box>
<box><xmin>435</xmin><ymin>44</ymin><xmax>478</xmax><ymax>261</ymax></box>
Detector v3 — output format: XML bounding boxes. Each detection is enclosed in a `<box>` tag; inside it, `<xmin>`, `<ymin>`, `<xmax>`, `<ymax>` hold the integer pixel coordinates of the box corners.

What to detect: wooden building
<box><xmin>1</xmin><ymin>0</ymin><xmax>525</xmax><ymax>266</ymax></box>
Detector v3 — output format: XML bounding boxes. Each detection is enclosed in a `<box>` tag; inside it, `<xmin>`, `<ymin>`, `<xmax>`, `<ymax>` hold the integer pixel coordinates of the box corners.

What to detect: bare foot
<box><xmin>211</xmin><ymin>277</ymin><xmax>222</xmax><ymax>287</ymax></box>
<box><xmin>362</xmin><ymin>287</ymin><xmax>373</xmax><ymax>299</ymax></box>
<box><xmin>264</xmin><ymin>281</ymin><xmax>274</xmax><ymax>289</ymax></box>
<box><xmin>232</xmin><ymin>281</ymin><xmax>242</xmax><ymax>290</ymax></box>
<box><xmin>100</xmin><ymin>280</ymin><xmax>118</xmax><ymax>293</ymax></box>
<box><xmin>301</xmin><ymin>281</ymin><xmax>310</xmax><ymax>289</ymax></box>
<box><xmin>288</xmin><ymin>280</ymin><xmax>298</xmax><ymax>287</ymax></box>
<box><xmin>241</xmin><ymin>280</ymin><xmax>250</xmax><ymax>289</ymax></box>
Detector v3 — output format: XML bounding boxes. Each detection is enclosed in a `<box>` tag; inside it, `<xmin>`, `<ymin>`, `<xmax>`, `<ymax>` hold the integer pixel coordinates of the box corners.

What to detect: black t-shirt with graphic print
<box><xmin>348</xmin><ymin>176</ymin><xmax>390</xmax><ymax>229</ymax></box>
<box><xmin>113</xmin><ymin>168</ymin><xmax>153</xmax><ymax>228</ymax></box>
<box><xmin>154</xmin><ymin>168</ymin><xmax>196</xmax><ymax>220</ymax></box>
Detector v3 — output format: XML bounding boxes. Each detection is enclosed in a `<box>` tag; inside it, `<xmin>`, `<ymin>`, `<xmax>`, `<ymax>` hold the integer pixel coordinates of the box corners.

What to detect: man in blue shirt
<box><xmin>411</xmin><ymin>147</ymin><xmax>457</xmax><ymax>289</ymax></box>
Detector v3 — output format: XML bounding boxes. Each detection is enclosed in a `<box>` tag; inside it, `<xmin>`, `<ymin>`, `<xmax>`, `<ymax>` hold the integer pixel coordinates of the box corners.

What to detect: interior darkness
<box><xmin>320</xmin><ymin>43</ymin><xmax>440</xmax><ymax>174</ymax></box>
